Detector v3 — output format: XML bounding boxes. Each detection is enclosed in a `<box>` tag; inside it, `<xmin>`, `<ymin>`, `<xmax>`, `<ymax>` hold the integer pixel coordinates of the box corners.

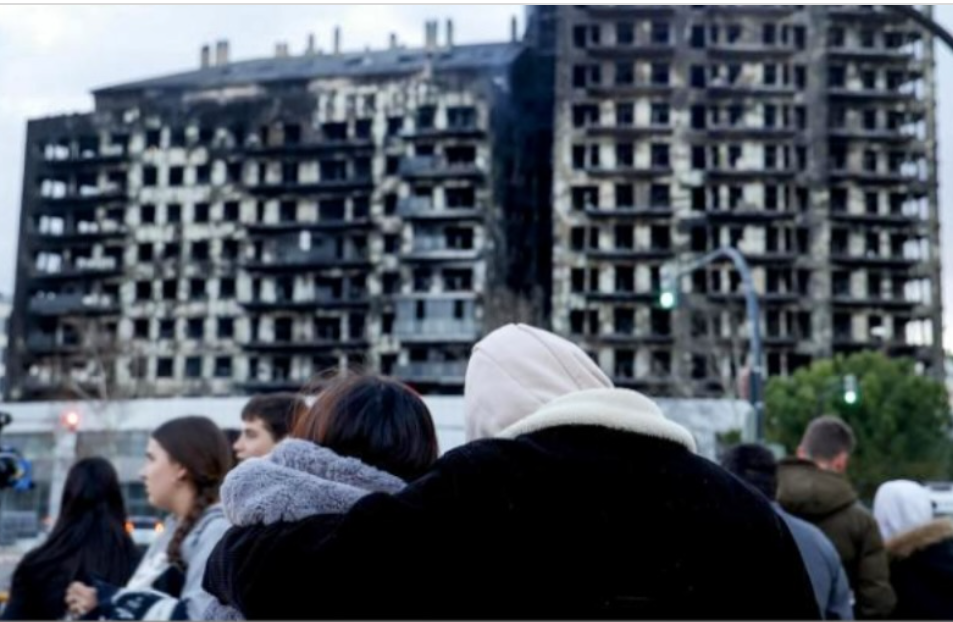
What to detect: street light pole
<box><xmin>662</xmin><ymin>247</ymin><xmax>765</xmax><ymax>442</ymax></box>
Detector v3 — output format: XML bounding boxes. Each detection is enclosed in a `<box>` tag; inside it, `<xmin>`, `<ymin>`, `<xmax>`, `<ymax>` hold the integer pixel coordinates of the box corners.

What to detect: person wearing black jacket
<box><xmin>2</xmin><ymin>458</ymin><xmax>140</xmax><ymax>620</ymax></box>
<box><xmin>204</xmin><ymin>324</ymin><xmax>820</xmax><ymax>620</ymax></box>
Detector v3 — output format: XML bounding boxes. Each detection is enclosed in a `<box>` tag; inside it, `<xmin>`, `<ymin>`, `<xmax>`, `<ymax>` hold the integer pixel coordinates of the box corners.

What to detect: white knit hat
<box><xmin>463</xmin><ymin>323</ymin><xmax>612</xmax><ymax>441</ymax></box>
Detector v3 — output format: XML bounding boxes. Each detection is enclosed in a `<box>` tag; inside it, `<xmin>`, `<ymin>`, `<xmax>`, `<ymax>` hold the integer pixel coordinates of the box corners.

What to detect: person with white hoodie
<box><xmin>873</xmin><ymin>480</ymin><xmax>953</xmax><ymax>620</ymax></box>
<box><xmin>203</xmin><ymin>323</ymin><xmax>819</xmax><ymax>619</ymax></box>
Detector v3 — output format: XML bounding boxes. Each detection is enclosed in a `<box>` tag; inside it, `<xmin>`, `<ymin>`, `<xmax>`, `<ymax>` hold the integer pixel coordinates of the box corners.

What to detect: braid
<box><xmin>167</xmin><ymin>485</ymin><xmax>218</xmax><ymax>571</ymax></box>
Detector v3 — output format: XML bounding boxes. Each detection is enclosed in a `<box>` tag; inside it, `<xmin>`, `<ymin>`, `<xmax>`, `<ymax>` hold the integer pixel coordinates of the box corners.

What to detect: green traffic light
<box><xmin>844</xmin><ymin>390</ymin><xmax>858</xmax><ymax>405</ymax></box>
<box><xmin>659</xmin><ymin>291</ymin><xmax>677</xmax><ymax>310</ymax></box>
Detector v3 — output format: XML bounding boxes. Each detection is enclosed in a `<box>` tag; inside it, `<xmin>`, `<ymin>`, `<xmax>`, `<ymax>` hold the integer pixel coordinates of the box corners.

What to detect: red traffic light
<box><xmin>61</xmin><ymin>410</ymin><xmax>81</xmax><ymax>432</ymax></box>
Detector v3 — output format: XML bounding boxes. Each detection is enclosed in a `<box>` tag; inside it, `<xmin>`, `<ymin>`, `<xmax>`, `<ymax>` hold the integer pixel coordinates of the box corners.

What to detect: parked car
<box><xmin>926</xmin><ymin>482</ymin><xmax>953</xmax><ymax>517</ymax></box>
<box><xmin>125</xmin><ymin>515</ymin><xmax>164</xmax><ymax>550</ymax></box>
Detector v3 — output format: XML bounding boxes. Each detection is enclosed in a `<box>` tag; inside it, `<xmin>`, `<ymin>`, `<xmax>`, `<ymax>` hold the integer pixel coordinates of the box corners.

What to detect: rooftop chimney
<box><xmin>446</xmin><ymin>19</ymin><xmax>454</xmax><ymax>48</ymax></box>
<box><xmin>200</xmin><ymin>44</ymin><xmax>211</xmax><ymax>68</ymax></box>
<box><xmin>216</xmin><ymin>40</ymin><xmax>230</xmax><ymax>65</ymax></box>
<box><xmin>511</xmin><ymin>16</ymin><xmax>518</xmax><ymax>43</ymax></box>
<box><xmin>425</xmin><ymin>20</ymin><xmax>438</xmax><ymax>51</ymax></box>
<box><xmin>275</xmin><ymin>42</ymin><xmax>290</xmax><ymax>58</ymax></box>
<box><xmin>307</xmin><ymin>33</ymin><xmax>316</xmax><ymax>55</ymax></box>
<box><xmin>334</xmin><ymin>26</ymin><xmax>341</xmax><ymax>54</ymax></box>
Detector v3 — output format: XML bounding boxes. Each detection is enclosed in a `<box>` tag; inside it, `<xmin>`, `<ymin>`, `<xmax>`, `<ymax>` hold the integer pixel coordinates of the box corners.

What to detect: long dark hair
<box><xmin>294</xmin><ymin>374</ymin><xmax>439</xmax><ymax>482</ymax></box>
<box><xmin>19</xmin><ymin>457</ymin><xmax>138</xmax><ymax>587</ymax></box>
<box><xmin>151</xmin><ymin>416</ymin><xmax>231</xmax><ymax>570</ymax></box>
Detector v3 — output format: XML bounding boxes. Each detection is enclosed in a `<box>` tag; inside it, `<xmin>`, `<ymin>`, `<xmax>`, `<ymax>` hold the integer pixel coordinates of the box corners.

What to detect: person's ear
<box><xmin>830</xmin><ymin>451</ymin><xmax>849</xmax><ymax>474</ymax></box>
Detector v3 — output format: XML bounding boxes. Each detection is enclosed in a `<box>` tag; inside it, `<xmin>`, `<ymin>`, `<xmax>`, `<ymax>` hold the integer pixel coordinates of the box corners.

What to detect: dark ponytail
<box><xmin>151</xmin><ymin>416</ymin><xmax>231</xmax><ymax>570</ymax></box>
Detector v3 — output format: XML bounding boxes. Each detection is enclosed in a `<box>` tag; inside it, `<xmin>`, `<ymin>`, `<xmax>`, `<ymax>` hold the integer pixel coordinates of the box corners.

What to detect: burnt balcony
<box><xmin>393</xmin><ymin>361</ymin><xmax>469</xmax><ymax>384</ymax></box>
<box><xmin>702</xmin><ymin>126</ymin><xmax>800</xmax><ymax>141</ymax></box>
<box><xmin>828</xmin><ymin>88</ymin><xmax>919</xmax><ymax>103</ymax></box>
<box><xmin>398</xmin><ymin>156</ymin><xmax>485</xmax><ymax>180</ymax></box>
<box><xmin>401</xmin><ymin>125</ymin><xmax>487</xmax><ymax>141</ymax></box>
<box><xmin>829</xmin><ymin>210</ymin><xmax>927</xmax><ymax>228</ymax></box>
<box><xmin>707</xmin><ymin>84</ymin><xmax>798</xmax><ymax>99</ymax></box>
<box><xmin>706</xmin><ymin>43</ymin><xmax>801</xmax><ymax>59</ymax></box>
<box><xmin>584</xmin><ymin>247</ymin><xmax>675</xmax><ymax>261</ymax></box>
<box><xmin>585</xmin><ymin>165</ymin><xmax>673</xmax><ymax>179</ymax></box>
<box><xmin>397</xmin><ymin>197</ymin><xmax>482</xmax><ymax>221</ymax></box>
<box><xmin>393</xmin><ymin>319</ymin><xmax>480</xmax><ymax>343</ymax></box>
<box><xmin>30</xmin><ymin>257</ymin><xmax>123</xmax><ymax>281</ymax></box>
<box><xmin>242</xmin><ymin>337</ymin><xmax>368</xmax><ymax>353</ymax></box>
<box><xmin>827</xmin><ymin>169</ymin><xmax>927</xmax><ymax>188</ymax></box>
<box><xmin>242</xmin><ymin>140</ymin><xmax>375</xmax><ymax>157</ymax></box>
<box><xmin>827</xmin><ymin>46</ymin><xmax>917</xmax><ymax>63</ymax></box>
<box><xmin>705</xmin><ymin>167</ymin><xmax>801</xmax><ymax>181</ymax></box>
<box><xmin>242</xmin><ymin>247</ymin><xmax>371</xmax><ymax>272</ymax></box>
<box><xmin>24</xmin><ymin>333</ymin><xmax>83</xmax><ymax>355</ymax></box>
<box><xmin>584</xmin><ymin>205</ymin><xmax>674</xmax><ymax>220</ymax></box>
<box><xmin>681</xmin><ymin>209</ymin><xmax>798</xmax><ymax>225</ymax></box>
<box><xmin>250</xmin><ymin>176</ymin><xmax>374</xmax><ymax>196</ymax></box>
<box><xmin>831</xmin><ymin>295</ymin><xmax>921</xmax><ymax>310</ymax></box>
<box><xmin>32</xmin><ymin>221</ymin><xmax>127</xmax><ymax>246</ymax></box>
<box><xmin>40</xmin><ymin>149</ymin><xmax>126</xmax><ymax>169</ymax></box>
<box><xmin>587</xmin><ymin>84</ymin><xmax>673</xmax><ymax>98</ymax></box>
<box><xmin>585</xmin><ymin>44</ymin><xmax>675</xmax><ymax>60</ymax></box>
<box><xmin>29</xmin><ymin>293</ymin><xmax>119</xmax><ymax>316</ymax></box>
<box><xmin>585</xmin><ymin>125</ymin><xmax>672</xmax><ymax>139</ymax></box>
<box><xmin>401</xmin><ymin>237</ymin><xmax>480</xmax><ymax>262</ymax></box>
<box><xmin>246</xmin><ymin>218</ymin><xmax>374</xmax><ymax>235</ymax></box>
<box><xmin>829</xmin><ymin>252</ymin><xmax>919</xmax><ymax>269</ymax></box>
<box><xmin>582</xmin><ymin>290</ymin><xmax>657</xmax><ymax>303</ymax></box>
<box><xmin>828</xmin><ymin>127</ymin><xmax>919</xmax><ymax>144</ymax></box>
<box><xmin>240</xmin><ymin>292</ymin><xmax>370</xmax><ymax>311</ymax></box>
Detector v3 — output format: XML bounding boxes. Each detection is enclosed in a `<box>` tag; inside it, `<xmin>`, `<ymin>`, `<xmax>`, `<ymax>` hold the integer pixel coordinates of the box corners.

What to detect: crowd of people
<box><xmin>0</xmin><ymin>323</ymin><xmax>950</xmax><ymax>620</ymax></box>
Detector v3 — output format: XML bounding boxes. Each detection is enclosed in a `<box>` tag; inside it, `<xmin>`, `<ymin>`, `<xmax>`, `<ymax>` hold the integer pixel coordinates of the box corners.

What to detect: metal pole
<box><xmin>667</xmin><ymin>247</ymin><xmax>765</xmax><ymax>442</ymax></box>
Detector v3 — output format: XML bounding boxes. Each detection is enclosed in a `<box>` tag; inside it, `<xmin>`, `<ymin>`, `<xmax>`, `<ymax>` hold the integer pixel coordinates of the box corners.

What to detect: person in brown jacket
<box><xmin>778</xmin><ymin>415</ymin><xmax>896</xmax><ymax>619</ymax></box>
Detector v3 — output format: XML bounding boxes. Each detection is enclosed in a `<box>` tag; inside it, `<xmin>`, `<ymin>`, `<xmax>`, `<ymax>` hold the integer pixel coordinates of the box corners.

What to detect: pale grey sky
<box><xmin>1</xmin><ymin>5</ymin><xmax>951</xmax><ymax>349</ymax></box>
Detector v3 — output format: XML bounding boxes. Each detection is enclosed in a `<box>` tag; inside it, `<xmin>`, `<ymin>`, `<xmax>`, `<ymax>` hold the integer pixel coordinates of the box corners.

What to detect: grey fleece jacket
<box><xmin>205</xmin><ymin>439</ymin><xmax>406</xmax><ymax>619</ymax></box>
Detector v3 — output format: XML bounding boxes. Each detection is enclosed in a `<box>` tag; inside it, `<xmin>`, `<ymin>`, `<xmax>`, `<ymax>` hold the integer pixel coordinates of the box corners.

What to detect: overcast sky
<box><xmin>1</xmin><ymin>5</ymin><xmax>951</xmax><ymax>350</ymax></box>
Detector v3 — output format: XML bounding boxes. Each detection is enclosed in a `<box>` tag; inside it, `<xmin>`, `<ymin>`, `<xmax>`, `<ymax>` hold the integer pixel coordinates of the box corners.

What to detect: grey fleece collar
<box><xmin>220</xmin><ymin>438</ymin><xmax>406</xmax><ymax>527</ymax></box>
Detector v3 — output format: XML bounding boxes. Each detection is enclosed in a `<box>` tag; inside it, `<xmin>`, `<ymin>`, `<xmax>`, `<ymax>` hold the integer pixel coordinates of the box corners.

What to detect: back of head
<box><xmin>241</xmin><ymin>393</ymin><xmax>306</xmax><ymax>442</ymax></box>
<box><xmin>24</xmin><ymin>457</ymin><xmax>136</xmax><ymax>589</ymax></box>
<box><xmin>720</xmin><ymin>444</ymin><xmax>778</xmax><ymax>500</ymax></box>
<box><xmin>152</xmin><ymin>416</ymin><xmax>233</xmax><ymax>568</ymax></box>
<box><xmin>464</xmin><ymin>323</ymin><xmax>613</xmax><ymax>440</ymax></box>
<box><xmin>293</xmin><ymin>374</ymin><xmax>439</xmax><ymax>482</ymax></box>
<box><xmin>873</xmin><ymin>479</ymin><xmax>934</xmax><ymax>541</ymax></box>
<box><xmin>800</xmin><ymin>415</ymin><xmax>855</xmax><ymax>462</ymax></box>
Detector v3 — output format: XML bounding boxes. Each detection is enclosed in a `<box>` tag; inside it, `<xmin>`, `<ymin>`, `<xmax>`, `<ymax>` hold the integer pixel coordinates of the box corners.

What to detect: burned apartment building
<box><xmin>6</xmin><ymin>21</ymin><xmax>551</xmax><ymax>401</ymax></box>
<box><xmin>543</xmin><ymin>5</ymin><xmax>944</xmax><ymax>397</ymax></box>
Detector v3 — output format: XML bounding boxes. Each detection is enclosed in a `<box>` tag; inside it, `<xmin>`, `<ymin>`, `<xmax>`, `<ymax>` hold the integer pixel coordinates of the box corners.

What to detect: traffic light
<box><xmin>843</xmin><ymin>374</ymin><xmax>859</xmax><ymax>406</ymax></box>
<box><xmin>659</xmin><ymin>265</ymin><xmax>679</xmax><ymax>310</ymax></box>
<box><xmin>61</xmin><ymin>410</ymin><xmax>81</xmax><ymax>433</ymax></box>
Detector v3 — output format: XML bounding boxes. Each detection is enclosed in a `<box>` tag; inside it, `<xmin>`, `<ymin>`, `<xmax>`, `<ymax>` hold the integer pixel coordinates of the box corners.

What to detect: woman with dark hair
<box><xmin>65</xmin><ymin>416</ymin><xmax>232</xmax><ymax>620</ymax></box>
<box><xmin>1</xmin><ymin>457</ymin><xmax>139</xmax><ymax>620</ymax></box>
<box><xmin>206</xmin><ymin>373</ymin><xmax>439</xmax><ymax>619</ymax></box>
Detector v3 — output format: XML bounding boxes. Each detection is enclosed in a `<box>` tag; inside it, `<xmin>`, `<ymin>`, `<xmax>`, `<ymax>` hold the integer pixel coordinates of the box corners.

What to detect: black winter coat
<box><xmin>885</xmin><ymin>518</ymin><xmax>953</xmax><ymax>620</ymax></box>
<box><xmin>205</xmin><ymin>423</ymin><xmax>819</xmax><ymax>620</ymax></box>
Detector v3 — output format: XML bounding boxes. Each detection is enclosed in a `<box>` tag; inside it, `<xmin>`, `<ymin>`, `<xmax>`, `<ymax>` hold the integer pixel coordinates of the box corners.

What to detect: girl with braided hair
<box><xmin>65</xmin><ymin>416</ymin><xmax>232</xmax><ymax>620</ymax></box>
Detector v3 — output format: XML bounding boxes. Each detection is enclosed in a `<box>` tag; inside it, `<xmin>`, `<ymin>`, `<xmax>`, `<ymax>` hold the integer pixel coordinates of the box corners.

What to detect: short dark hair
<box><xmin>720</xmin><ymin>444</ymin><xmax>778</xmax><ymax>499</ymax></box>
<box><xmin>241</xmin><ymin>393</ymin><xmax>306</xmax><ymax>442</ymax></box>
<box><xmin>801</xmin><ymin>415</ymin><xmax>855</xmax><ymax>461</ymax></box>
<box><xmin>293</xmin><ymin>374</ymin><xmax>439</xmax><ymax>482</ymax></box>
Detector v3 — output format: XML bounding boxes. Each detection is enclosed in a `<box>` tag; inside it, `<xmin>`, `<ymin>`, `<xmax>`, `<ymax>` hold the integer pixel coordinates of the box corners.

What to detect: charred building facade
<box><xmin>7</xmin><ymin>23</ymin><xmax>549</xmax><ymax>401</ymax></box>
<box><xmin>543</xmin><ymin>5</ymin><xmax>944</xmax><ymax>396</ymax></box>
<box><xmin>6</xmin><ymin>7</ymin><xmax>945</xmax><ymax>402</ymax></box>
